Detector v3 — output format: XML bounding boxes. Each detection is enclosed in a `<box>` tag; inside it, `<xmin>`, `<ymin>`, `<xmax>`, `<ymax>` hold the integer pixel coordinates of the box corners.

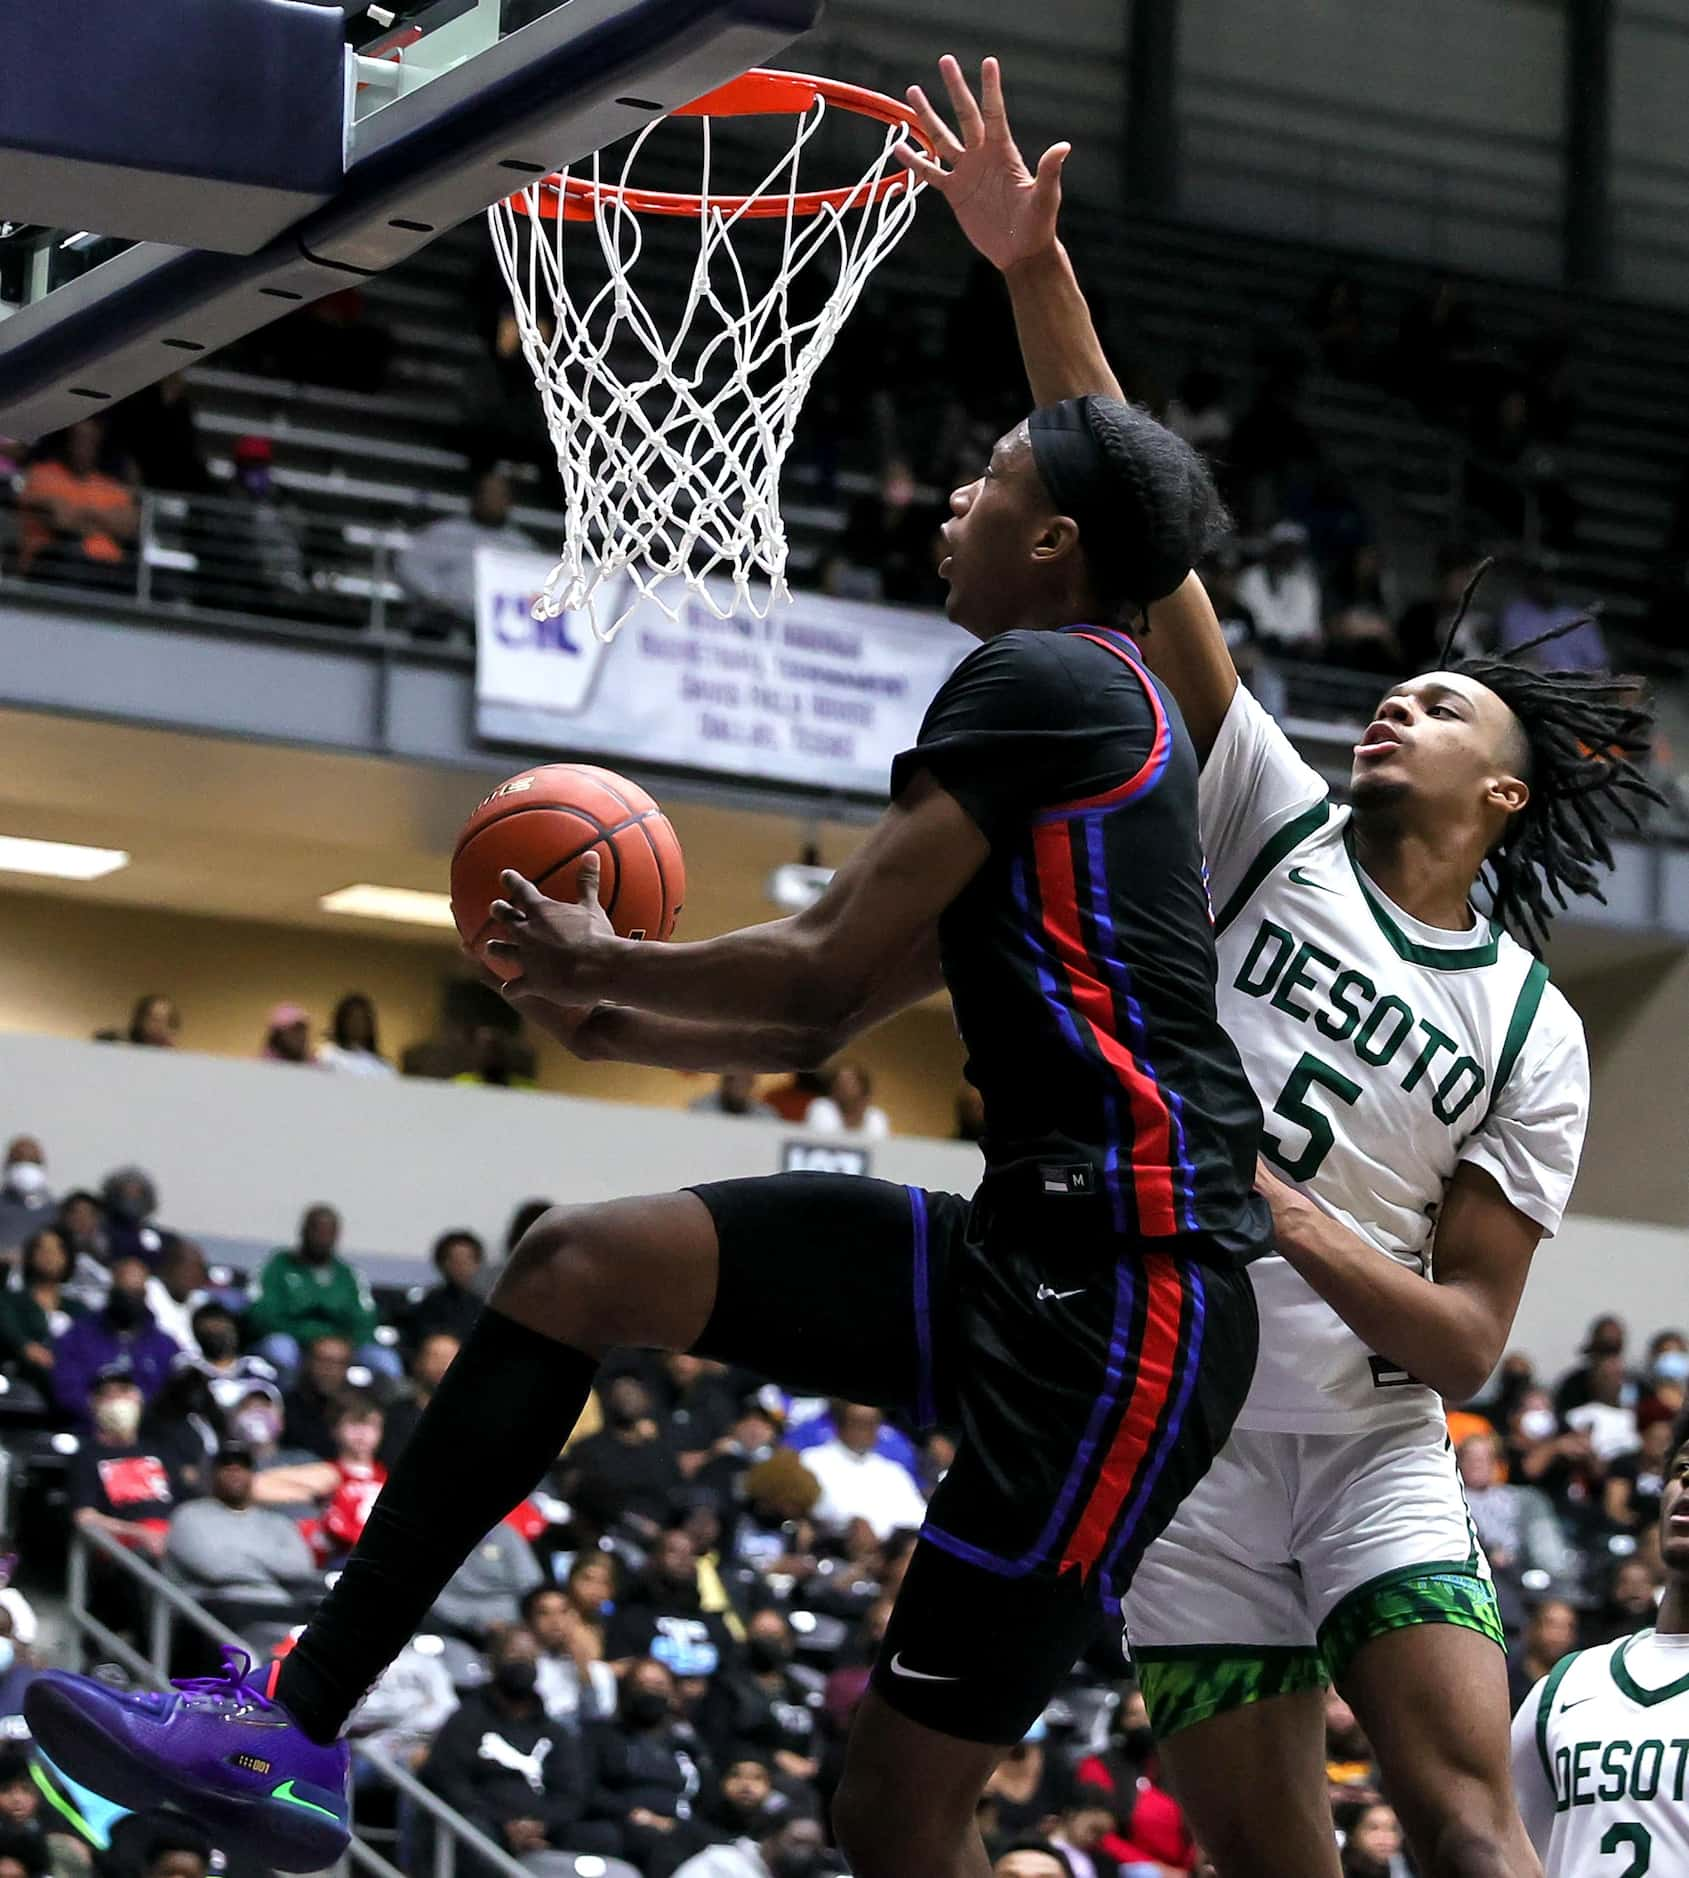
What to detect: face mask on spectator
<box><xmin>624</xmin><ymin>1689</ymin><xmax>669</xmax><ymax>1728</ymax></box>
<box><xmin>747</xmin><ymin>1635</ymin><xmax>789</xmax><ymax>1672</ymax></box>
<box><xmin>1520</xmin><ymin>1408</ymin><xmax>1557</xmax><ymax>1440</ymax></box>
<box><xmin>105</xmin><ymin>1293</ymin><xmax>146</xmax><ymax>1331</ymax></box>
<box><xmin>1653</xmin><ymin>1351</ymin><xmax>1689</xmax><ymax>1385</ymax></box>
<box><xmin>199</xmin><ymin>1326</ymin><xmax>239</xmax><ymax>1362</ymax></box>
<box><xmin>493</xmin><ymin>1660</ymin><xmax>538</xmax><ymax>1700</ymax></box>
<box><xmin>3</xmin><ymin>1164</ymin><xmax>46</xmax><ymax>1199</ymax></box>
<box><xmin>94</xmin><ymin>1396</ymin><xmax>142</xmax><ymax>1441</ymax></box>
<box><xmin>234</xmin><ymin>1405</ymin><xmax>281</xmax><ymax>1447</ymax></box>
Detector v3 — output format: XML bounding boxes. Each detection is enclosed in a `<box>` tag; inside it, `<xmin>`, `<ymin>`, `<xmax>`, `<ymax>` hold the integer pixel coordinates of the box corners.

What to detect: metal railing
<box><xmin>64</xmin><ymin>1523</ymin><xmax>534</xmax><ymax>1878</ymax></box>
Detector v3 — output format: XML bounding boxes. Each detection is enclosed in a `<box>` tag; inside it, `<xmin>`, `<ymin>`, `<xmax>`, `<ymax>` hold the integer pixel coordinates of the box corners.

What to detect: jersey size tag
<box><xmin>1040</xmin><ymin>1164</ymin><xmax>1097</xmax><ymax>1197</ymax></box>
<box><xmin>1368</xmin><ymin>1353</ymin><xmax>1421</xmax><ymax>1390</ymax></box>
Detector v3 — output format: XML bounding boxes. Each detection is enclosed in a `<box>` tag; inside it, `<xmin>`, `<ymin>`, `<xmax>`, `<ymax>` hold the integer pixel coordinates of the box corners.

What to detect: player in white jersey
<box><xmin>1512</xmin><ymin>1412</ymin><xmax>1689</xmax><ymax>1876</ymax></box>
<box><xmin>903</xmin><ymin>57</ymin><xmax>1661</xmax><ymax>1878</ymax></box>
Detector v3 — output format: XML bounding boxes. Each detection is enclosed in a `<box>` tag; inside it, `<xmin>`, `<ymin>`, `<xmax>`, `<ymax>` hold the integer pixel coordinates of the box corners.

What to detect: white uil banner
<box><xmin>474</xmin><ymin>549</ymin><xmax>973</xmax><ymax>797</ymax></box>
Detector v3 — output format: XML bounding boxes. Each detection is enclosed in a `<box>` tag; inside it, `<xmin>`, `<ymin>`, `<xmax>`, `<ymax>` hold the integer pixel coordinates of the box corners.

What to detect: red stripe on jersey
<box><xmin>1031</xmin><ymin>819</ymin><xmax>1179</xmax><ymax>1234</ymax></box>
<box><xmin>1060</xmin><ymin>1252</ymin><xmax>1186</xmax><ymax>1578</ymax></box>
<box><xmin>1036</xmin><ymin>633</ymin><xmax>1172</xmax><ymax>818</ymax></box>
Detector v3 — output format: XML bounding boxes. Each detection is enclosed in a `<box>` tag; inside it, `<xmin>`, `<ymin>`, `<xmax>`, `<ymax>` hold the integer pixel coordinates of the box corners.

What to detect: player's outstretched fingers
<box><xmin>895</xmin><ymin>140</ymin><xmax>949</xmax><ymax>190</ymax></box>
<box><xmin>904</xmin><ymin>83</ymin><xmax>964</xmax><ymax>162</ymax></box>
<box><xmin>936</xmin><ymin>53</ymin><xmax>984</xmax><ymax>144</ymax></box>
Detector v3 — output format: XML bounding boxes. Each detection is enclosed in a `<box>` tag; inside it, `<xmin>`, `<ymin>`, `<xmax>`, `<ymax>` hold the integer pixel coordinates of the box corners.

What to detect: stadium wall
<box><xmin>0</xmin><ymin>1031</ymin><xmax>1680</xmax><ymax>1381</ymax></box>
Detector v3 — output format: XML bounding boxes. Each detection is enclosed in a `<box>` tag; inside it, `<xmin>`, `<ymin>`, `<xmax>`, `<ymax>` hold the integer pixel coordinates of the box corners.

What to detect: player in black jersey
<box><xmin>26</xmin><ymin>320</ymin><xmax>1268</xmax><ymax>1878</ymax></box>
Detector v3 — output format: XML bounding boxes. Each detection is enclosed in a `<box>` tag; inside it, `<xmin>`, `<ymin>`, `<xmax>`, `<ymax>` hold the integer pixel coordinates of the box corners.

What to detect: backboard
<box><xmin>0</xmin><ymin>0</ymin><xmax>821</xmax><ymax>440</ymax></box>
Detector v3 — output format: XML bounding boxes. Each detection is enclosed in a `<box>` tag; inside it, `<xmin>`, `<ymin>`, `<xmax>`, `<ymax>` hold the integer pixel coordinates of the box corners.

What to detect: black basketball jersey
<box><xmin>891</xmin><ymin>625</ymin><xmax>1267</xmax><ymax>1258</ymax></box>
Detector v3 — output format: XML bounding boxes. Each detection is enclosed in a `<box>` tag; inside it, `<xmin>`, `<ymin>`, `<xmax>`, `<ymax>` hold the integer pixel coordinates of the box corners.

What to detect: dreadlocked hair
<box><xmin>1428</xmin><ymin>563</ymin><xmax>1665</xmax><ymax>955</ymax></box>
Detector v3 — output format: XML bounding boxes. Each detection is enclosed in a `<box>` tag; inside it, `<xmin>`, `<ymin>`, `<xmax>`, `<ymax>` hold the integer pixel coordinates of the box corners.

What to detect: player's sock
<box><xmin>276</xmin><ymin>1306</ymin><xmax>597</xmax><ymax>1743</ymax></box>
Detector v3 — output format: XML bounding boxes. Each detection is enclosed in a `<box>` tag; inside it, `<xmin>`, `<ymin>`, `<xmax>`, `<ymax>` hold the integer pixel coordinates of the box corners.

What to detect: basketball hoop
<box><xmin>489</xmin><ymin>69</ymin><xmax>933</xmax><ymax>638</ymax></box>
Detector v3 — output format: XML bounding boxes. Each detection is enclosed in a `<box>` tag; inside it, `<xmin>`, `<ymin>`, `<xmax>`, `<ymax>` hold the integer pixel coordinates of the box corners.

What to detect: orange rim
<box><xmin>513</xmin><ymin>69</ymin><xmax>933</xmax><ymax>222</ymax></box>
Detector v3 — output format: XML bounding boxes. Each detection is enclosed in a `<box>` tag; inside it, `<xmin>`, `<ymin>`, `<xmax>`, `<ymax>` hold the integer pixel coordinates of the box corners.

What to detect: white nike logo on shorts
<box><xmin>1036</xmin><ymin>1284</ymin><xmax>1084</xmax><ymax>1302</ymax></box>
<box><xmin>888</xmin><ymin>1653</ymin><xmax>960</xmax><ymax>1683</ymax></box>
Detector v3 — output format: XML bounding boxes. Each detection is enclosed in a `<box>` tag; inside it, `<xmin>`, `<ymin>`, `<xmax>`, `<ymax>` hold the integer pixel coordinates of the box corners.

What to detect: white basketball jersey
<box><xmin>1512</xmin><ymin>1630</ymin><xmax>1689</xmax><ymax>1876</ymax></box>
<box><xmin>1202</xmin><ymin>686</ymin><xmax>1589</xmax><ymax>1433</ymax></box>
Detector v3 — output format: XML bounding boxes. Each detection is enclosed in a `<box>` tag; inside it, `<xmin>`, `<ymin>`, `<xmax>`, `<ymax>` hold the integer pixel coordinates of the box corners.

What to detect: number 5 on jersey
<box><xmin>1262</xmin><ymin>1051</ymin><xmax>1361</xmax><ymax>1183</ymax></box>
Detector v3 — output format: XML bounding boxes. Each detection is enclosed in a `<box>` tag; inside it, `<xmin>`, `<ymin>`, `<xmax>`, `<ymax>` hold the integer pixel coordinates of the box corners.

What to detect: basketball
<box><xmin>451</xmin><ymin>763</ymin><xmax>686</xmax><ymax>975</ymax></box>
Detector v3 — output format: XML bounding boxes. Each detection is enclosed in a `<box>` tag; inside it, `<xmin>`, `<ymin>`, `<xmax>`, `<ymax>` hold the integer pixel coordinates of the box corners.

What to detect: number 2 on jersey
<box><xmin>1602</xmin><ymin>1823</ymin><xmax>1652</xmax><ymax>1876</ymax></box>
<box><xmin>1262</xmin><ymin>1052</ymin><xmax>1362</xmax><ymax>1183</ymax></box>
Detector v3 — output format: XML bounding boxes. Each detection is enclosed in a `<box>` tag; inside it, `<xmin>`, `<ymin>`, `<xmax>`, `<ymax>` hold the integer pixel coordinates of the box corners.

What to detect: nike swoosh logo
<box><xmin>889</xmin><ymin>1653</ymin><xmax>960</xmax><ymax>1683</ymax></box>
<box><xmin>270</xmin><ymin>1779</ymin><xmax>342</xmax><ymax>1821</ymax></box>
<box><xmin>1287</xmin><ymin>867</ymin><xmax>1340</xmax><ymax>891</ymax></box>
<box><xmin>1560</xmin><ymin>1696</ymin><xmax>1596</xmax><ymax>1713</ymax></box>
<box><xmin>1036</xmin><ymin>1284</ymin><xmax>1084</xmax><ymax>1302</ymax></box>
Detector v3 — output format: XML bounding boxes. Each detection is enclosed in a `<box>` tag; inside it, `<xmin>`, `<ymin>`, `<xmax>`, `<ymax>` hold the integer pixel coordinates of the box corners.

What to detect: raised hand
<box><xmin>897</xmin><ymin>55</ymin><xmax>1070</xmax><ymax>274</ymax></box>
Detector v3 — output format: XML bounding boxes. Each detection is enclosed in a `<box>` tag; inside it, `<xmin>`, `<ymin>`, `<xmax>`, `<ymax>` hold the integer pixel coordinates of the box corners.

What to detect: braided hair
<box><xmin>1430</xmin><ymin>564</ymin><xmax>1664</xmax><ymax>955</ymax></box>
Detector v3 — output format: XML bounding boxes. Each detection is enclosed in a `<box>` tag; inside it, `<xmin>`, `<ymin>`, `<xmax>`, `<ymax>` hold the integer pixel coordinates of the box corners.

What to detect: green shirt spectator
<box><xmin>246</xmin><ymin>1205</ymin><xmax>379</xmax><ymax>1353</ymax></box>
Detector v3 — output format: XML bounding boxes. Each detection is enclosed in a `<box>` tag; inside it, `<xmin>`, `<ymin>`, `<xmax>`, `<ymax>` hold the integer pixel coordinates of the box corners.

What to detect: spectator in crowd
<box><xmin>1591</xmin><ymin>1555</ymin><xmax>1661</xmax><ymax>1645</ymax></box>
<box><xmin>688</xmin><ymin>1075</ymin><xmax>773</xmax><ymax>1121</ymax></box>
<box><xmin>799</xmin><ymin>1404</ymin><xmax>927</xmax><ymax>1542</ymax></box>
<box><xmin>583</xmin><ymin>1658</ymin><xmax>709</xmax><ymax>1873</ymax></box>
<box><xmin>316</xmin><ymin>993</ymin><xmax>396</xmax><ymax>1079</ymax></box>
<box><xmin>98</xmin><ymin>1168</ymin><xmax>165</xmax><ymax>1266</ymax></box>
<box><xmin>107</xmin><ymin>376</ymin><xmax>212</xmax><ymax>496</ymax></box>
<box><xmin>17</xmin><ymin>420</ymin><xmax>138</xmax><ymax>584</ymax></box>
<box><xmin>346</xmin><ymin>1639</ymin><xmax>459</xmax><ymax>1771</ymax></box>
<box><xmin>0</xmin><ymin>1824</ymin><xmax>48</xmax><ymax>1878</ymax></box>
<box><xmin>1072</xmin><ymin>1686</ymin><xmax>1195</xmax><ymax>1874</ymax></box>
<box><xmin>71</xmin><ymin>1368</ymin><xmax>189</xmax><ymax>1563</ymax></box>
<box><xmin>279</xmin><ymin>1333</ymin><xmax>361</xmax><ymax>1459</ymax></box>
<box><xmin>1606</xmin><ymin>1412</ymin><xmax>1677</xmax><ymax>1535</ymax></box>
<box><xmin>260</xmin><ymin>1003</ymin><xmax>316</xmax><ymax>1065</ymax></box>
<box><xmin>165</xmin><ymin>1439</ymin><xmax>321</xmax><ymax>1636</ymax></box>
<box><xmin>1336</xmin><ymin>1799</ymin><xmax>1409</xmax><ymax>1878</ymax></box>
<box><xmin>126</xmin><ymin>995</ymin><xmax>181</xmax><ymax>1049</ymax></box>
<box><xmin>1507</xmin><ymin>1385</ymin><xmax>1604</xmax><ymax>1524</ymax></box>
<box><xmin>1495</xmin><ymin>560</ymin><xmax>1608</xmax><ymax>673</ymax></box>
<box><xmin>524</xmin><ymin>1583</ymin><xmax>618</xmax><ymax>1727</ymax></box>
<box><xmin>0</xmin><ymin>1608</ymin><xmax>40</xmax><ymax>1734</ymax></box>
<box><xmin>605</xmin><ymin>1527</ymin><xmax>739</xmax><ymax>1678</ymax></box>
<box><xmin>223</xmin><ymin>435</ymin><xmax>308</xmax><ymax>613</ymax></box>
<box><xmin>0</xmin><ymin>1140</ymin><xmax>53</xmax><ymax>1256</ymax></box>
<box><xmin>1164</xmin><ymin>363</ymin><xmax>1233</xmax><ymax>457</ymax></box>
<box><xmin>397</xmin><ymin>468</ymin><xmax>532</xmax><ymax>634</ymax></box>
<box><xmin>54</xmin><ymin>1191</ymin><xmax>114</xmax><ymax>1309</ymax></box>
<box><xmin>1456</xmin><ymin>1432</ymin><xmax>1574</xmax><ymax>1584</ymax></box>
<box><xmin>981</xmin><ymin>1723</ymin><xmax>1060</xmax><ymax>1841</ymax></box>
<box><xmin>0</xmin><ymin>1230</ymin><xmax>81</xmax><ymax>1394</ymax></box>
<box><xmin>406</xmin><ymin>1231</ymin><xmax>486</xmax><ymax>1351</ymax></box>
<box><xmin>1237</xmin><ymin>521</ymin><xmax>1324</xmax><ymax>656</ymax></box>
<box><xmin>52</xmin><ymin>1257</ymin><xmax>180</xmax><ymax>1426</ymax></box>
<box><xmin>1508</xmin><ymin>1597</ymin><xmax>1579</xmax><ymax>1711</ymax></box>
<box><xmin>247</xmin><ymin>1205</ymin><xmax>394</xmax><ymax>1382</ymax></box>
<box><xmin>142</xmin><ymin>1240</ymin><xmax>210</xmax><ymax>1354</ymax></box>
<box><xmin>672</xmin><ymin>1814</ymin><xmax>838</xmax><ymax>1878</ymax></box>
<box><xmin>183</xmin><ymin>1303</ymin><xmax>279</xmax><ymax>1411</ymax></box>
<box><xmin>1394</xmin><ymin>544</ymin><xmax>1490</xmax><ymax>672</ymax></box>
<box><xmin>1565</xmin><ymin>1351</ymin><xmax>1641</xmax><ymax>1463</ymax></box>
<box><xmin>1556</xmin><ymin>1315</ymin><xmax>1634</xmax><ymax>1417</ymax></box>
<box><xmin>453</xmin><ymin>1024</ymin><xmax>539</xmax><ymax>1090</ymax></box>
<box><xmin>0</xmin><ymin>1755</ymin><xmax>67</xmax><ymax>1878</ymax></box>
<box><xmin>260</xmin><ymin>1391</ymin><xmax>389</xmax><ymax>1564</ymax></box>
<box><xmin>429</xmin><ymin>1516</ymin><xmax>544</xmax><ymax>1645</ymax></box>
<box><xmin>558</xmin><ymin>1375</ymin><xmax>684</xmax><ymax>1542</ymax></box>
<box><xmin>802</xmin><ymin>1064</ymin><xmax>890</xmax><ymax>1141</ymax></box>
<box><xmin>380</xmin><ymin>1331</ymin><xmax>459</xmax><ymax>1466</ymax></box>
<box><xmin>564</xmin><ymin>1550</ymin><xmax>619</xmax><ymax>1631</ymax></box>
<box><xmin>422</xmin><ymin>1624</ymin><xmax>595</xmax><ymax>1873</ymax></box>
<box><xmin>693</xmin><ymin>1754</ymin><xmax>781</xmax><ymax>1850</ymax></box>
<box><xmin>991</xmin><ymin>1846</ymin><xmax>1073</xmax><ymax>1878</ymax></box>
<box><xmin>1639</xmin><ymin>1330</ymin><xmax>1689</xmax><ymax>1429</ymax></box>
<box><xmin>698</xmin><ymin>1609</ymin><xmax>823</xmax><ymax>1784</ymax></box>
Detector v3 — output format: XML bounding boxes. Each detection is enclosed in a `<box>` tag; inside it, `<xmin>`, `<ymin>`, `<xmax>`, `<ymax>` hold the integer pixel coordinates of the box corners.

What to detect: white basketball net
<box><xmin>488</xmin><ymin>79</ymin><xmax>926</xmax><ymax>639</ymax></box>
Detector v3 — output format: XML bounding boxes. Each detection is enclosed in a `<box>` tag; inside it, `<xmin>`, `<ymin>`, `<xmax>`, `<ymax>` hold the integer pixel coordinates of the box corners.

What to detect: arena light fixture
<box><xmin>319</xmin><ymin>883</ymin><xmax>456</xmax><ymax>929</ymax></box>
<box><xmin>0</xmin><ymin>834</ymin><xmax>129</xmax><ymax>880</ymax></box>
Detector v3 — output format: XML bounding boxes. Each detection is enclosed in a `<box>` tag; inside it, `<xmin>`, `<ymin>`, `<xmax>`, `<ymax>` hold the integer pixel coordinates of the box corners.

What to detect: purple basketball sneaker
<box><xmin>24</xmin><ymin>1650</ymin><xmax>350</xmax><ymax>1872</ymax></box>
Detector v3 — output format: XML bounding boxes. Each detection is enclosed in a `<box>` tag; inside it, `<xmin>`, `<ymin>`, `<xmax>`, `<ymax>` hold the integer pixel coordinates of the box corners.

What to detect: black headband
<box><xmin>1027</xmin><ymin>397</ymin><xmax>1192</xmax><ymax>609</ymax></box>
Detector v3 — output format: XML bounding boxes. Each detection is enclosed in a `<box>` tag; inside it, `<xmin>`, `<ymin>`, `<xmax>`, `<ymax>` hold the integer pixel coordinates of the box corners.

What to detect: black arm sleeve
<box><xmin>889</xmin><ymin>630</ymin><xmax>1158</xmax><ymax>840</ymax></box>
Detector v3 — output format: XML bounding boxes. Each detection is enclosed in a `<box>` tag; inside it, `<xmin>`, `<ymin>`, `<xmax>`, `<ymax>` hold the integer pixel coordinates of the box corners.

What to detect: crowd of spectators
<box><xmin>0</xmin><ymin>1118</ymin><xmax>1681</xmax><ymax>1876</ymax></box>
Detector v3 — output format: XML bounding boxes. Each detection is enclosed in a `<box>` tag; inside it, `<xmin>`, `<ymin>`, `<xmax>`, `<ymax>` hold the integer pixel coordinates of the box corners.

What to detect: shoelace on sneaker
<box><xmin>172</xmin><ymin>1647</ymin><xmax>275</xmax><ymax>1710</ymax></box>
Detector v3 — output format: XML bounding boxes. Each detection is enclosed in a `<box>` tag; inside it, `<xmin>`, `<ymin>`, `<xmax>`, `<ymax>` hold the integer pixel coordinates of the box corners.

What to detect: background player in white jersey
<box><xmin>1512</xmin><ymin>1411</ymin><xmax>1689</xmax><ymax>1875</ymax></box>
<box><xmin>903</xmin><ymin>57</ymin><xmax>1661</xmax><ymax>1878</ymax></box>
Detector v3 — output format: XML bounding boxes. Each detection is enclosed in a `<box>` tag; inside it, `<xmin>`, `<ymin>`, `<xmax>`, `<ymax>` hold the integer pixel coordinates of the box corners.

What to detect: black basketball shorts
<box><xmin>688</xmin><ymin>1173</ymin><xmax>1258</xmax><ymax>1744</ymax></box>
